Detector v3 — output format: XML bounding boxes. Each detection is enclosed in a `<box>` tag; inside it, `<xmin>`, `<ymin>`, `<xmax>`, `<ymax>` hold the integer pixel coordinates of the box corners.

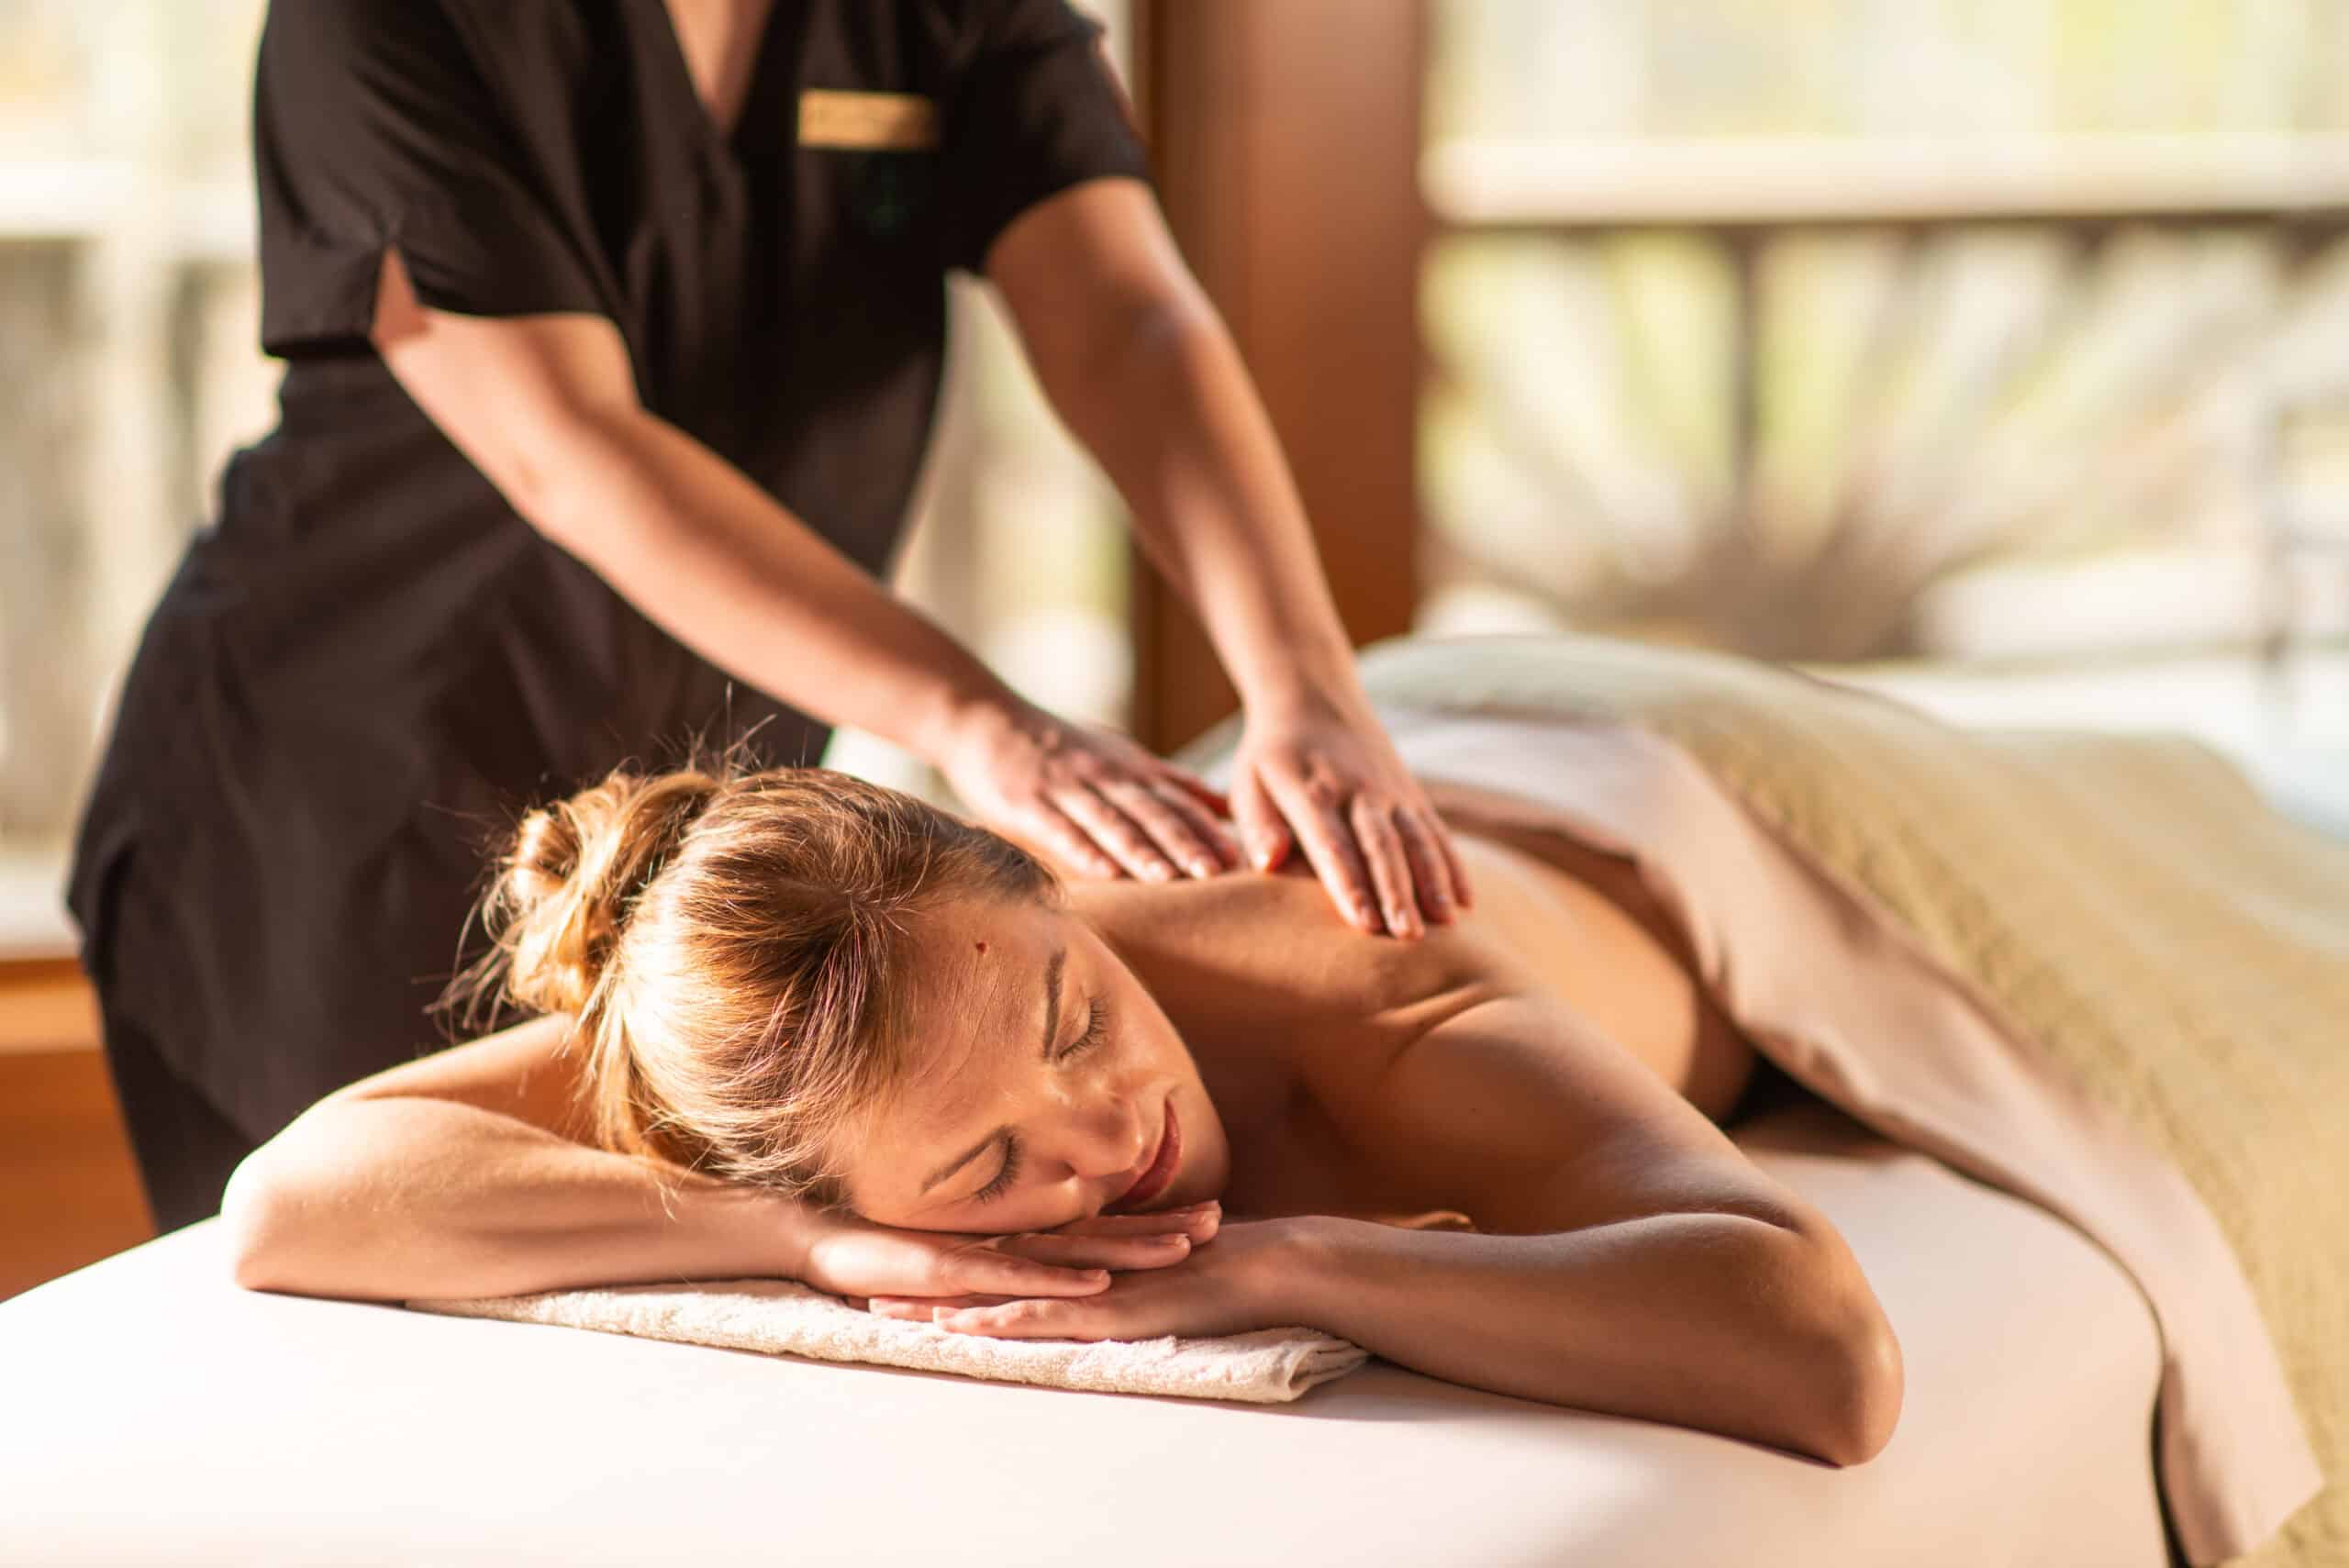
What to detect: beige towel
<box><xmin>406</xmin><ymin>1279</ymin><xmax>1368</xmax><ymax>1403</ymax></box>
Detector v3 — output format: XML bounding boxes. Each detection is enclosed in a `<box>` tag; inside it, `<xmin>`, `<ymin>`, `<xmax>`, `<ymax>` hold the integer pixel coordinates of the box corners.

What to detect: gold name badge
<box><xmin>798</xmin><ymin>90</ymin><xmax>941</xmax><ymax>151</ymax></box>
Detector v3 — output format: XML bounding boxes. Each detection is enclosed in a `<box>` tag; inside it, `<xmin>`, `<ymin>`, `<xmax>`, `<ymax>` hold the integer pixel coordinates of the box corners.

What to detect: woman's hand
<box><xmin>791</xmin><ymin>1200</ymin><xmax>1225</xmax><ymax>1308</ymax></box>
<box><xmin>936</xmin><ymin>695</ymin><xmax>1241</xmax><ymax>884</ymax></box>
<box><xmin>1228</xmin><ymin>684</ymin><xmax>1473</xmax><ymax>940</ymax></box>
<box><xmin>863</xmin><ymin>1215</ymin><xmax>1315</xmax><ymax>1340</ymax></box>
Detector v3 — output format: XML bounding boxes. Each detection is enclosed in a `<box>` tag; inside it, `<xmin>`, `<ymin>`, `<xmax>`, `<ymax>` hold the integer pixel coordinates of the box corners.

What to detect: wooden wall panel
<box><xmin>1130</xmin><ymin>0</ymin><xmax>1428</xmax><ymax>753</ymax></box>
<box><xmin>0</xmin><ymin>960</ymin><xmax>153</xmax><ymax>1302</ymax></box>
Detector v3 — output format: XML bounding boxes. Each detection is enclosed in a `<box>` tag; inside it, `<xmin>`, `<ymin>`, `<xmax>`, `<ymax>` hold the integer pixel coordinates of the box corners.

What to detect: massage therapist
<box><xmin>65</xmin><ymin>0</ymin><xmax>1471</xmax><ymax>1231</ymax></box>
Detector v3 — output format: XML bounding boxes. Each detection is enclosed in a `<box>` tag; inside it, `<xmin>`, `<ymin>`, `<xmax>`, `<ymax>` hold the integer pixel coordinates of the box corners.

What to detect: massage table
<box><xmin>0</xmin><ymin>1095</ymin><xmax>2172</xmax><ymax>1567</ymax></box>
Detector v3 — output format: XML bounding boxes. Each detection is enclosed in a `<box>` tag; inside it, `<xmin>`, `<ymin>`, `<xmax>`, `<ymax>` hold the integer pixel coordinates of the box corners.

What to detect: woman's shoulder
<box><xmin>1075</xmin><ymin>821</ymin><xmax>1756</xmax><ymax>1127</ymax></box>
<box><xmin>317</xmin><ymin>1010</ymin><xmax>598</xmax><ymax>1147</ymax></box>
<box><xmin>1072</xmin><ymin>859</ymin><xmax>1504</xmax><ymax>1033</ymax></box>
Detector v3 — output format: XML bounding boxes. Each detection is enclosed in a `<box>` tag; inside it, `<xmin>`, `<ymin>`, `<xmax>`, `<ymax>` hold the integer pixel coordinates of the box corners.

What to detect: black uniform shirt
<box><xmin>66</xmin><ymin>0</ymin><xmax>1150</xmax><ymax>1138</ymax></box>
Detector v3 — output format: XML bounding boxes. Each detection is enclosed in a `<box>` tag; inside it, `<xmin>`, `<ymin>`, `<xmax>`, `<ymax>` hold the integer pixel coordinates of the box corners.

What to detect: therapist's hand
<box><xmin>1228</xmin><ymin>684</ymin><xmax>1473</xmax><ymax>940</ymax></box>
<box><xmin>938</xmin><ymin>696</ymin><xmax>1242</xmax><ymax>884</ymax></box>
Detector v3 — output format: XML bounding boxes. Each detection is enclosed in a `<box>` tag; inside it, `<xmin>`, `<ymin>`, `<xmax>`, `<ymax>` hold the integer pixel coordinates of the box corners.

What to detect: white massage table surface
<box><xmin>0</xmin><ymin>1100</ymin><xmax>2170</xmax><ymax>1567</ymax></box>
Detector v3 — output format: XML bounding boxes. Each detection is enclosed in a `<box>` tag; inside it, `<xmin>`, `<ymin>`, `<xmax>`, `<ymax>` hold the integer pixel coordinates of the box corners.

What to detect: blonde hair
<box><xmin>454</xmin><ymin>762</ymin><xmax>1058</xmax><ymax>1209</ymax></box>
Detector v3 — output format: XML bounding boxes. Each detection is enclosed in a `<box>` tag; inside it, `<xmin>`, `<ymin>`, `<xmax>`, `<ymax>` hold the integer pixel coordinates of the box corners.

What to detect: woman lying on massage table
<box><xmin>221</xmin><ymin>761</ymin><xmax>1904</xmax><ymax>1467</ymax></box>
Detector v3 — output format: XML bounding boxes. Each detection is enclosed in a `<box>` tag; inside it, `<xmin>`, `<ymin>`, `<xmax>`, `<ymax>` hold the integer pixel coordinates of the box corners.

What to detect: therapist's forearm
<box><xmin>1276</xmin><ymin>1213</ymin><xmax>1902</xmax><ymax>1466</ymax></box>
<box><xmin>523</xmin><ymin>404</ymin><xmax>1012</xmax><ymax>764</ymax></box>
<box><xmin>221</xmin><ymin>1096</ymin><xmax>802</xmax><ymax>1302</ymax></box>
<box><xmin>1044</xmin><ymin>301</ymin><xmax>1362</xmax><ymax>712</ymax></box>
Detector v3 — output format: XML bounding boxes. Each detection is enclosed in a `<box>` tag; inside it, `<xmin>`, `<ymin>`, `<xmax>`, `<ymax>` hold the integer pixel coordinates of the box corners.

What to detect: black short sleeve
<box><xmin>252</xmin><ymin>0</ymin><xmax>608</xmax><ymax>356</ymax></box>
<box><xmin>939</xmin><ymin>0</ymin><xmax>1154</xmax><ymax>276</ymax></box>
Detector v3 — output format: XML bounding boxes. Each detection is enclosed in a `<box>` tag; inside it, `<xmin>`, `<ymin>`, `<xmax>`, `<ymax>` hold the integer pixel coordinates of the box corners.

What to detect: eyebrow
<box><xmin>1040</xmin><ymin>944</ymin><xmax>1064</xmax><ymax>1063</ymax></box>
<box><xmin>916</xmin><ymin>945</ymin><xmax>1067</xmax><ymax>1197</ymax></box>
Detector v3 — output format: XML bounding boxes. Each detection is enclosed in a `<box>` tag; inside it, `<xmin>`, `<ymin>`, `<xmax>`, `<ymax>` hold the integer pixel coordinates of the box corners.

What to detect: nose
<box><xmin>1058</xmin><ymin>1095</ymin><xmax>1150</xmax><ymax>1183</ymax></box>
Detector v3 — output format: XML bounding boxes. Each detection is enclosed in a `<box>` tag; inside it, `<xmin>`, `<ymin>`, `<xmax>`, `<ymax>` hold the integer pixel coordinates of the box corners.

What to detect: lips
<box><xmin>1107</xmin><ymin>1097</ymin><xmax>1180</xmax><ymax>1214</ymax></box>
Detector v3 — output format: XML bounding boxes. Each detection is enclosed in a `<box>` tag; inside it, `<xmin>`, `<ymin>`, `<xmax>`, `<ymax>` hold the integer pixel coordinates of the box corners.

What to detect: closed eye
<box><xmin>970</xmin><ymin>998</ymin><xmax>1112</xmax><ymax>1206</ymax></box>
<box><xmin>1060</xmin><ymin>995</ymin><xmax>1110</xmax><ymax>1063</ymax></box>
<box><xmin>973</xmin><ymin>1131</ymin><xmax>1022</xmax><ymax>1205</ymax></box>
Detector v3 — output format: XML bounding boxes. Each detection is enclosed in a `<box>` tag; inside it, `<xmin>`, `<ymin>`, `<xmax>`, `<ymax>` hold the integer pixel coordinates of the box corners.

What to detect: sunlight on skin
<box><xmin>834</xmin><ymin>896</ymin><xmax>1235</xmax><ymax>1238</ymax></box>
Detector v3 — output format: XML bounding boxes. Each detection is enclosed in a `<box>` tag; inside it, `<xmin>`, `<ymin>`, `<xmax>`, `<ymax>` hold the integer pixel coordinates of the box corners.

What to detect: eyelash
<box><xmin>971</xmin><ymin>998</ymin><xmax>1112</xmax><ymax>1206</ymax></box>
<box><xmin>1063</xmin><ymin>995</ymin><xmax>1111</xmax><ymax>1062</ymax></box>
<box><xmin>974</xmin><ymin>1134</ymin><xmax>1022</xmax><ymax>1205</ymax></box>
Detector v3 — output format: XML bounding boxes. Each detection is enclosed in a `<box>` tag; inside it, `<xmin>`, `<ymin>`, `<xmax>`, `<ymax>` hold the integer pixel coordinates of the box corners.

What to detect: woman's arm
<box><xmin>874</xmin><ymin>1203</ymin><xmax>1894</xmax><ymax>1465</ymax></box>
<box><xmin>1295</xmin><ymin>991</ymin><xmax>1901</xmax><ymax>1463</ymax></box>
<box><xmin>220</xmin><ymin>1092</ymin><xmax>801</xmax><ymax>1302</ymax></box>
<box><xmin>889</xmin><ymin>986</ymin><xmax>1902</xmax><ymax>1464</ymax></box>
<box><xmin>1281</xmin><ymin>1210</ymin><xmax>1899</xmax><ymax>1466</ymax></box>
<box><xmin>221</xmin><ymin>1014</ymin><xmax>1218</xmax><ymax>1304</ymax></box>
<box><xmin>219</xmin><ymin>1011</ymin><xmax>806</xmax><ymax>1300</ymax></box>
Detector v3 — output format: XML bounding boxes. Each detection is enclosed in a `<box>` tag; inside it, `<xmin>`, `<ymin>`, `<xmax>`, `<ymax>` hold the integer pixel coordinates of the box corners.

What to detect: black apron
<box><xmin>64</xmin><ymin>0</ymin><xmax>1149</xmax><ymax>1228</ymax></box>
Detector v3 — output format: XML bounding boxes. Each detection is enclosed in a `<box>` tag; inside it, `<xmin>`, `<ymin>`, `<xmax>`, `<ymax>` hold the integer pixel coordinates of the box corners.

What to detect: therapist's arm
<box><xmin>985</xmin><ymin>178</ymin><xmax>1474</xmax><ymax>939</ymax></box>
<box><xmin>367</xmin><ymin>247</ymin><xmax>980</xmax><ymax>777</ymax></box>
<box><xmin>364</xmin><ymin>247</ymin><xmax>1229</xmax><ymax>886</ymax></box>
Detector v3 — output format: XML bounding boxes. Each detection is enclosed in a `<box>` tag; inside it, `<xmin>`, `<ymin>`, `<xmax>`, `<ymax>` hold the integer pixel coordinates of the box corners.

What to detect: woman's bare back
<box><xmin>1431</xmin><ymin>809</ymin><xmax>1759</xmax><ymax>1125</ymax></box>
<box><xmin>1068</xmin><ymin>805</ymin><xmax>1764</xmax><ymax>1222</ymax></box>
<box><xmin>1077</xmin><ymin>812</ymin><xmax>1753</xmax><ymax>1102</ymax></box>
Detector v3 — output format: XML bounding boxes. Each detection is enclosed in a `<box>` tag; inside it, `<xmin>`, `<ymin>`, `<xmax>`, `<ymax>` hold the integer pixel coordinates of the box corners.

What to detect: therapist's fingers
<box><xmin>1265</xmin><ymin>773</ymin><xmax>1379</xmax><ymax>934</ymax></box>
<box><xmin>1349</xmin><ymin>797</ymin><xmax>1422</xmax><ymax>940</ymax></box>
<box><xmin>1160</xmin><ymin>782</ymin><xmax>1245</xmax><ymax>871</ymax></box>
<box><xmin>1054</xmin><ymin>784</ymin><xmax>1181</xmax><ymax>883</ymax></box>
<box><xmin>1098</xmin><ymin>779</ymin><xmax>1231</xmax><ymax>880</ymax></box>
<box><xmin>1023</xmin><ymin>798</ymin><xmax>1123</xmax><ymax>881</ymax></box>
<box><xmin>1393</xmin><ymin>806</ymin><xmax>1458</xmax><ymax>926</ymax></box>
<box><xmin>1141</xmin><ymin>771</ymin><xmax>1243</xmax><ymax>870</ymax></box>
<box><xmin>1160</xmin><ymin>769</ymin><xmax>1233</xmax><ymax>817</ymax></box>
<box><xmin>1228</xmin><ymin>767</ymin><xmax>1294</xmax><ymax>874</ymax></box>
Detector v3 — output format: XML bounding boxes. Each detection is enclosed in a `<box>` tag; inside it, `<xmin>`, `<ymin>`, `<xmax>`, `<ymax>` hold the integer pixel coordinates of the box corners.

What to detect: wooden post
<box><xmin>1129</xmin><ymin>0</ymin><xmax>1428</xmax><ymax>753</ymax></box>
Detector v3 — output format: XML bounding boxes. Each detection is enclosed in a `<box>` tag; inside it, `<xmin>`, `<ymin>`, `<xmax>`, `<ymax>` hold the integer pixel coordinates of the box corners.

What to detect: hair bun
<box><xmin>492</xmin><ymin>768</ymin><xmax>723</xmax><ymax>1017</ymax></box>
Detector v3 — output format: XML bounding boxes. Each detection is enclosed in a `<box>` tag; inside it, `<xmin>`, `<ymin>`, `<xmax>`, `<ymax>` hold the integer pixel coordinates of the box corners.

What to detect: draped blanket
<box><xmin>1187</xmin><ymin>634</ymin><xmax>2342</xmax><ymax>1568</ymax></box>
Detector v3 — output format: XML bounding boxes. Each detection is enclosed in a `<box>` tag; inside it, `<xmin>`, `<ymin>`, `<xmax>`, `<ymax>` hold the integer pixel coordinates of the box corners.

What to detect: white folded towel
<box><xmin>405</xmin><ymin>1278</ymin><xmax>1368</xmax><ymax>1403</ymax></box>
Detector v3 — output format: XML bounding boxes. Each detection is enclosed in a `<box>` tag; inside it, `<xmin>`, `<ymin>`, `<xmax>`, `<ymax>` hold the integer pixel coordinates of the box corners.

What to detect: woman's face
<box><xmin>837</xmin><ymin>894</ymin><xmax>1230</xmax><ymax>1234</ymax></box>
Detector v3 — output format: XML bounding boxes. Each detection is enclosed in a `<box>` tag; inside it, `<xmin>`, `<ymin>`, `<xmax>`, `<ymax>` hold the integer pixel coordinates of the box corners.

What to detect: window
<box><xmin>1418</xmin><ymin>0</ymin><xmax>2349</xmax><ymax>673</ymax></box>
